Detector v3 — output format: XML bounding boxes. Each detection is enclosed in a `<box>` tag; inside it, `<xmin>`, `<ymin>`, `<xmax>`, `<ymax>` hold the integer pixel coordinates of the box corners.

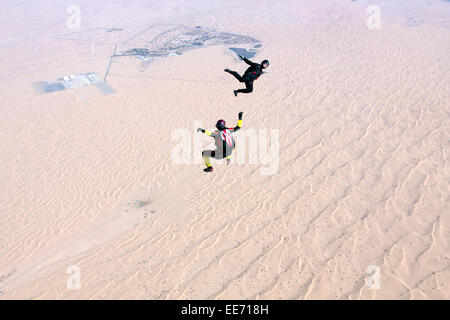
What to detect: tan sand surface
<box><xmin>0</xmin><ymin>0</ymin><xmax>449</xmax><ymax>299</ymax></box>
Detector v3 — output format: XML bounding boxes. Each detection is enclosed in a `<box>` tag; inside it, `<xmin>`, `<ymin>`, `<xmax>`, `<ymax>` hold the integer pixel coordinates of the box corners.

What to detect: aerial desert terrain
<box><xmin>0</xmin><ymin>0</ymin><xmax>449</xmax><ymax>299</ymax></box>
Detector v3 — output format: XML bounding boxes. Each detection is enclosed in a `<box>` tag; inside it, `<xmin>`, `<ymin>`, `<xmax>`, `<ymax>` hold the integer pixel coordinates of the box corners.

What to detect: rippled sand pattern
<box><xmin>0</xmin><ymin>0</ymin><xmax>448</xmax><ymax>299</ymax></box>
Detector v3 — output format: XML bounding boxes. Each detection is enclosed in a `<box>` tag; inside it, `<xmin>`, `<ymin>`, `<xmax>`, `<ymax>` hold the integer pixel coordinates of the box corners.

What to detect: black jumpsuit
<box><xmin>228</xmin><ymin>57</ymin><xmax>264</xmax><ymax>94</ymax></box>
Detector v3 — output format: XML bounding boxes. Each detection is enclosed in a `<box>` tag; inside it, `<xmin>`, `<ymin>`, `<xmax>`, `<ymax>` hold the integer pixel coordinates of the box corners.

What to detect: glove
<box><xmin>197</xmin><ymin>128</ymin><xmax>204</xmax><ymax>133</ymax></box>
<box><xmin>238</xmin><ymin>112</ymin><xmax>243</xmax><ymax>120</ymax></box>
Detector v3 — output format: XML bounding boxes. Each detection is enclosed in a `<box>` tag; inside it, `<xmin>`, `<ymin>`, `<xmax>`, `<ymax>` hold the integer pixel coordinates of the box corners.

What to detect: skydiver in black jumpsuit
<box><xmin>224</xmin><ymin>55</ymin><xmax>269</xmax><ymax>96</ymax></box>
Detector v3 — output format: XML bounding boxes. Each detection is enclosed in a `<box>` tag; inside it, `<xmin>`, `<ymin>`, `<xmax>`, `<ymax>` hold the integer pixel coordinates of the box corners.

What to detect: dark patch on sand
<box><xmin>106</xmin><ymin>28</ymin><xmax>123</xmax><ymax>33</ymax></box>
<box><xmin>33</xmin><ymin>73</ymin><xmax>115</xmax><ymax>95</ymax></box>
<box><xmin>228</xmin><ymin>47</ymin><xmax>258</xmax><ymax>59</ymax></box>
<box><xmin>117</xmin><ymin>25</ymin><xmax>260</xmax><ymax>65</ymax></box>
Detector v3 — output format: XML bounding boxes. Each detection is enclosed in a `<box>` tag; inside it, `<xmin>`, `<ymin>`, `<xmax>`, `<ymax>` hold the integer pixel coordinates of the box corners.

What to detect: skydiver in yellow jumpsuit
<box><xmin>197</xmin><ymin>112</ymin><xmax>243</xmax><ymax>172</ymax></box>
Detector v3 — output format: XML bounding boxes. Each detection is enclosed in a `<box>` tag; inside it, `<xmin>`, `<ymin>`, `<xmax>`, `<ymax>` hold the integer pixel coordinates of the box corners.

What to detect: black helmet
<box><xmin>261</xmin><ymin>60</ymin><xmax>269</xmax><ymax>68</ymax></box>
<box><xmin>216</xmin><ymin>119</ymin><xmax>226</xmax><ymax>130</ymax></box>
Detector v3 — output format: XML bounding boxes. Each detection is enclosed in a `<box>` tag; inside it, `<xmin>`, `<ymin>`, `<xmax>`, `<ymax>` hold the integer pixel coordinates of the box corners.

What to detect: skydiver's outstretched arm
<box><xmin>230</xmin><ymin>112</ymin><xmax>243</xmax><ymax>132</ymax></box>
<box><xmin>197</xmin><ymin>128</ymin><xmax>217</xmax><ymax>137</ymax></box>
<box><xmin>239</xmin><ymin>55</ymin><xmax>258</xmax><ymax>66</ymax></box>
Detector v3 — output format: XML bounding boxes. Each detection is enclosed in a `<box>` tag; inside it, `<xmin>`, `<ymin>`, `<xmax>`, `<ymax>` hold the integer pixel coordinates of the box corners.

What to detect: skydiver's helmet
<box><xmin>261</xmin><ymin>60</ymin><xmax>269</xmax><ymax>69</ymax></box>
<box><xmin>216</xmin><ymin>119</ymin><xmax>226</xmax><ymax>131</ymax></box>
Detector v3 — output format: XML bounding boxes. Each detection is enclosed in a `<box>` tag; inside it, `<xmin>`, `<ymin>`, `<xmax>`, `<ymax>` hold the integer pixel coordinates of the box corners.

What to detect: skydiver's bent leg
<box><xmin>235</xmin><ymin>81</ymin><xmax>254</xmax><ymax>95</ymax></box>
<box><xmin>202</xmin><ymin>150</ymin><xmax>230</xmax><ymax>171</ymax></box>
<box><xmin>202</xmin><ymin>150</ymin><xmax>214</xmax><ymax>167</ymax></box>
<box><xmin>202</xmin><ymin>150</ymin><xmax>216</xmax><ymax>172</ymax></box>
<box><xmin>225</xmin><ymin>69</ymin><xmax>245</xmax><ymax>82</ymax></box>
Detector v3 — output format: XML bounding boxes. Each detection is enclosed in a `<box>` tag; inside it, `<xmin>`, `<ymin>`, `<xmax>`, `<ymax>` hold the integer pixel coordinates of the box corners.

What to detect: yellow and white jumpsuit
<box><xmin>201</xmin><ymin>119</ymin><xmax>242</xmax><ymax>168</ymax></box>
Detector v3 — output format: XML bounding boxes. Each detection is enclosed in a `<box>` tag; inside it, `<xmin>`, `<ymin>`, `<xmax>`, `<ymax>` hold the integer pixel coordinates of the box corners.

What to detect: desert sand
<box><xmin>0</xmin><ymin>0</ymin><xmax>449</xmax><ymax>299</ymax></box>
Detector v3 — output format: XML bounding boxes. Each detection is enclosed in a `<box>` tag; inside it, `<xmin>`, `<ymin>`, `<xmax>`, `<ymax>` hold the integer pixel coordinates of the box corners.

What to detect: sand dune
<box><xmin>0</xmin><ymin>0</ymin><xmax>449</xmax><ymax>299</ymax></box>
